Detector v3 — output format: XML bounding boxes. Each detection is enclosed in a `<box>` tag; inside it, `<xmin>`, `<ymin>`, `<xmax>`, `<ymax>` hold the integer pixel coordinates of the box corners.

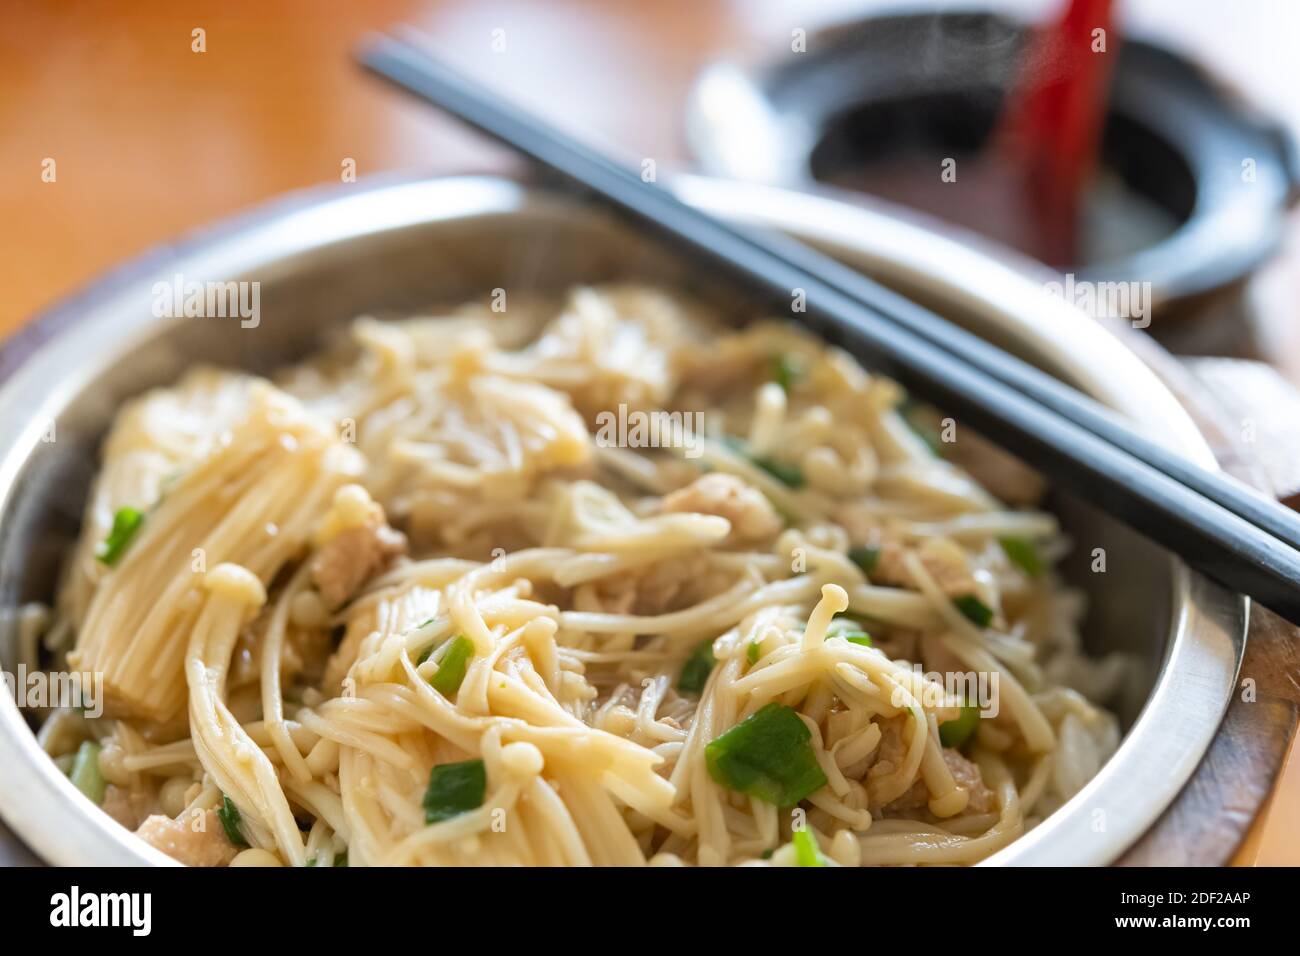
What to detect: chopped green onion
<box><xmin>792</xmin><ymin>828</ymin><xmax>826</xmax><ymax>867</ymax></box>
<box><xmin>721</xmin><ymin>436</ymin><xmax>805</xmax><ymax>489</ymax></box>
<box><xmin>939</xmin><ymin>701</ymin><xmax>982</xmax><ymax>749</ymax></box>
<box><xmin>705</xmin><ymin>702</ymin><xmax>828</xmax><ymax>806</ymax></box>
<box><xmin>413</xmin><ymin>619</ymin><xmax>441</xmax><ymax>663</ymax></box>
<box><xmin>95</xmin><ymin>506</ymin><xmax>144</xmax><ymax>565</ymax></box>
<box><xmin>899</xmin><ymin>398</ymin><xmax>944</xmax><ymax>456</ymax></box>
<box><xmin>69</xmin><ymin>740</ymin><xmax>105</xmax><ymax>805</ymax></box>
<box><xmin>848</xmin><ymin>546</ymin><xmax>880</xmax><ymax>575</ymax></box>
<box><xmin>772</xmin><ymin>353</ymin><xmax>803</xmax><ymax>393</ymax></box>
<box><xmin>751</xmin><ymin>455</ymin><xmax>805</xmax><ymax>489</ymax></box>
<box><xmin>218</xmin><ymin>794</ymin><xmax>248</xmax><ymax>847</ymax></box>
<box><xmin>746</xmin><ymin>641</ymin><xmax>761</xmax><ymax>665</ymax></box>
<box><xmin>423</xmin><ymin>759</ymin><xmax>487</xmax><ymax>824</ymax></box>
<box><xmin>827</xmin><ymin>616</ymin><xmax>871</xmax><ymax>646</ymax></box>
<box><xmin>678</xmin><ymin>639</ymin><xmax>716</xmax><ymax>694</ymax></box>
<box><xmin>953</xmin><ymin>594</ymin><xmax>993</xmax><ymax>628</ymax></box>
<box><xmin>429</xmin><ymin>636</ymin><xmax>474</xmax><ymax>697</ymax></box>
<box><xmin>999</xmin><ymin>536</ymin><xmax>1042</xmax><ymax>576</ymax></box>
<box><xmin>306</xmin><ymin>850</ymin><xmax>348</xmax><ymax>867</ymax></box>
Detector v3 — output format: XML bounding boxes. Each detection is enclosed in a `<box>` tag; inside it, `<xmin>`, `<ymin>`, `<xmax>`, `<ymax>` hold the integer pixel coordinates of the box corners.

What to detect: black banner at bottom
<box><xmin>0</xmin><ymin>864</ymin><xmax>1275</xmax><ymax>941</ymax></box>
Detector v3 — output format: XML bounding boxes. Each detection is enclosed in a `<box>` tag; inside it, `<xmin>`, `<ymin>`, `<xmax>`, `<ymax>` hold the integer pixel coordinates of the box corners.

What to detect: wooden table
<box><xmin>3</xmin><ymin>0</ymin><xmax>1299</xmax><ymax>865</ymax></box>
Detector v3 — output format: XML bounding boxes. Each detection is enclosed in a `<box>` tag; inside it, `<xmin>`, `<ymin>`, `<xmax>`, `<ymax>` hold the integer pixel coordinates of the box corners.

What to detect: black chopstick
<box><xmin>360</xmin><ymin>32</ymin><xmax>1300</xmax><ymax>623</ymax></box>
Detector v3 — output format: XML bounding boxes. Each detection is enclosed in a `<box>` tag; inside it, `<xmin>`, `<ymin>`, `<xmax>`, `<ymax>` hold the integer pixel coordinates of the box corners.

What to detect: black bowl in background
<box><xmin>687</xmin><ymin>10</ymin><xmax>1300</xmax><ymax>315</ymax></box>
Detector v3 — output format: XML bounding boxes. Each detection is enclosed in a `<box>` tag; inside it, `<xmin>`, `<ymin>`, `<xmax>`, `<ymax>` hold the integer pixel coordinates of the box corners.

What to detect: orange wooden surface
<box><xmin>0</xmin><ymin>0</ymin><xmax>738</xmax><ymax>331</ymax></box>
<box><xmin>2</xmin><ymin>0</ymin><xmax>1298</xmax><ymax>865</ymax></box>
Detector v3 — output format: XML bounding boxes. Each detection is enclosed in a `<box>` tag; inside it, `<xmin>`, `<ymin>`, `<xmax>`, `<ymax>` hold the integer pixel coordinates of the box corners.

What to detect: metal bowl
<box><xmin>0</xmin><ymin>174</ymin><xmax>1245</xmax><ymax>866</ymax></box>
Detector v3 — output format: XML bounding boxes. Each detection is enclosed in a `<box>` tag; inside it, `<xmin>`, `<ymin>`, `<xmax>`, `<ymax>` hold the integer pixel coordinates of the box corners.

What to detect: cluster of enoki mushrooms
<box><xmin>31</xmin><ymin>285</ymin><xmax>1121</xmax><ymax>866</ymax></box>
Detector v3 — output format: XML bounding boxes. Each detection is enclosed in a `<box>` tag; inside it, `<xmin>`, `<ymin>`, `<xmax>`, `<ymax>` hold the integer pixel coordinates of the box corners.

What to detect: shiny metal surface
<box><xmin>0</xmin><ymin>174</ymin><xmax>1246</xmax><ymax>866</ymax></box>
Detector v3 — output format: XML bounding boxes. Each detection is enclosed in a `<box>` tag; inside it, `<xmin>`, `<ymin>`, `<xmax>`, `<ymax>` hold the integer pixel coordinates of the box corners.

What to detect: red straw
<box><xmin>995</xmin><ymin>0</ymin><xmax>1117</xmax><ymax>266</ymax></box>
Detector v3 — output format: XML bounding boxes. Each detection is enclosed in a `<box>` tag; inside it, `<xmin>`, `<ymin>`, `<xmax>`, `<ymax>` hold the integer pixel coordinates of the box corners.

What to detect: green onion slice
<box><xmin>423</xmin><ymin>759</ymin><xmax>487</xmax><ymax>824</ymax></box>
<box><xmin>69</xmin><ymin>740</ymin><xmax>106</xmax><ymax>805</ymax></box>
<box><xmin>705</xmin><ymin>703</ymin><xmax>828</xmax><ymax>806</ymax></box>
<box><xmin>678</xmin><ymin>639</ymin><xmax>716</xmax><ymax>694</ymax></box>
<box><xmin>939</xmin><ymin>701</ymin><xmax>982</xmax><ymax>749</ymax></box>
<box><xmin>95</xmin><ymin>507</ymin><xmax>144</xmax><ymax>565</ymax></box>
<box><xmin>751</xmin><ymin>455</ymin><xmax>805</xmax><ymax>489</ymax></box>
<box><xmin>827</xmin><ymin>616</ymin><xmax>872</xmax><ymax>647</ymax></box>
<box><xmin>899</xmin><ymin>397</ymin><xmax>945</xmax><ymax>456</ymax></box>
<box><xmin>792</xmin><ymin>828</ymin><xmax>826</xmax><ymax>867</ymax></box>
<box><xmin>218</xmin><ymin>794</ymin><xmax>248</xmax><ymax>847</ymax></box>
<box><xmin>429</xmin><ymin>636</ymin><xmax>474</xmax><ymax>697</ymax></box>
<box><xmin>848</xmin><ymin>546</ymin><xmax>880</xmax><ymax>575</ymax></box>
<box><xmin>999</xmin><ymin>536</ymin><xmax>1042</xmax><ymax>576</ymax></box>
<box><xmin>953</xmin><ymin>594</ymin><xmax>993</xmax><ymax>628</ymax></box>
<box><xmin>772</xmin><ymin>353</ymin><xmax>802</xmax><ymax>393</ymax></box>
<box><xmin>307</xmin><ymin>850</ymin><xmax>348</xmax><ymax>867</ymax></box>
<box><xmin>721</xmin><ymin>436</ymin><xmax>805</xmax><ymax>489</ymax></box>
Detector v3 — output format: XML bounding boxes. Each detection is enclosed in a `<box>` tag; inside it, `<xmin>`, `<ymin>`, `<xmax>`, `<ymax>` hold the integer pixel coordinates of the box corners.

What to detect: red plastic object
<box><xmin>995</xmin><ymin>0</ymin><xmax>1117</xmax><ymax>266</ymax></box>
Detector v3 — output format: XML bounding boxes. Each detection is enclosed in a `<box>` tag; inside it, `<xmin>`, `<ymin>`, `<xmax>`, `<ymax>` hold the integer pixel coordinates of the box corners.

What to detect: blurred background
<box><xmin>2</xmin><ymin>0</ymin><xmax>1299</xmax><ymax>864</ymax></box>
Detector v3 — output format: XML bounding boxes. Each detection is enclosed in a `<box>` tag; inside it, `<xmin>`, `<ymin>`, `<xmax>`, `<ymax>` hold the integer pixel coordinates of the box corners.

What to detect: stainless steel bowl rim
<box><xmin>0</xmin><ymin>173</ymin><xmax>1246</xmax><ymax>866</ymax></box>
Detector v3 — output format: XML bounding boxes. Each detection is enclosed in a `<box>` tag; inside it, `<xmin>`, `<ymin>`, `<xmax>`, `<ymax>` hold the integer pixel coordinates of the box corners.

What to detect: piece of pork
<box><xmin>310</xmin><ymin>485</ymin><xmax>408</xmax><ymax>610</ymax></box>
<box><xmin>873</xmin><ymin>536</ymin><xmax>979</xmax><ymax>598</ymax></box>
<box><xmin>135</xmin><ymin>810</ymin><xmax>239</xmax><ymax>867</ymax></box>
<box><xmin>868</xmin><ymin>716</ymin><xmax>923</xmax><ymax>810</ymax></box>
<box><xmin>311</xmin><ymin>522</ymin><xmax>407</xmax><ymax>609</ymax></box>
<box><xmin>941</xmin><ymin>748</ymin><xmax>996</xmax><ymax>815</ymax></box>
<box><xmin>661</xmin><ymin>473</ymin><xmax>782</xmax><ymax>542</ymax></box>
<box><xmin>873</xmin><ymin>729</ymin><xmax>996</xmax><ymax>817</ymax></box>
<box><xmin>100</xmin><ymin>783</ymin><xmax>158</xmax><ymax>831</ymax></box>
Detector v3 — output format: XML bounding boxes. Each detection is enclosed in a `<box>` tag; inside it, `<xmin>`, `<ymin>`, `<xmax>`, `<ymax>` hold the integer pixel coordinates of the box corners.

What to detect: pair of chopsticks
<box><xmin>360</xmin><ymin>31</ymin><xmax>1300</xmax><ymax>625</ymax></box>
